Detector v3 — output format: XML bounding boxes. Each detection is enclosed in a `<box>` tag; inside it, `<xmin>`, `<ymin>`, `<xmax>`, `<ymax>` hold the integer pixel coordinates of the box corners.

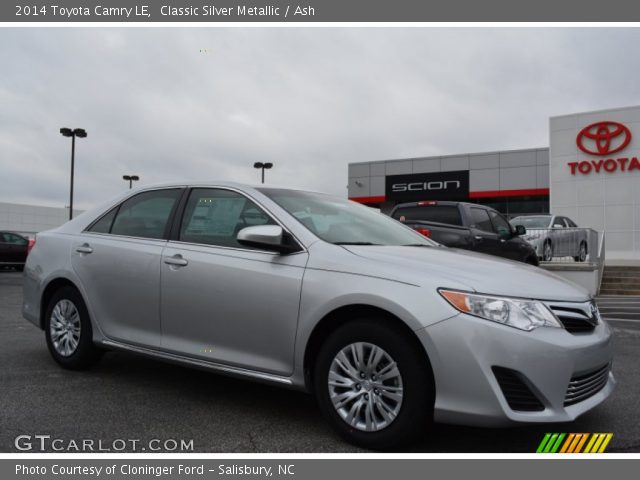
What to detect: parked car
<box><xmin>23</xmin><ymin>183</ymin><xmax>613</xmax><ymax>449</ymax></box>
<box><xmin>0</xmin><ymin>231</ymin><xmax>30</xmax><ymax>271</ymax></box>
<box><xmin>509</xmin><ymin>215</ymin><xmax>589</xmax><ymax>262</ymax></box>
<box><xmin>389</xmin><ymin>201</ymin><xmax>539</xmax><ymax>265</ymax></box>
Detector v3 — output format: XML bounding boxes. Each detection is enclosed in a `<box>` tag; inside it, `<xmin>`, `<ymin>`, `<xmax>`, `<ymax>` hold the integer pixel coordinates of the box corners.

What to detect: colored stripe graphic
<box><xmin>537</xmin><ymin>433</ymin><xmax>613</xmax><ymax>453</ymax></box>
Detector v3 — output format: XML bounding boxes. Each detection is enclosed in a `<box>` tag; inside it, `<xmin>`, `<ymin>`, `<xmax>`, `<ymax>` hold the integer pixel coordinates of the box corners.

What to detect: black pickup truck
<box><xmin>389</xmin><ymin>201</ymin><xmax>539</xmax><ymax>265</ymax></box>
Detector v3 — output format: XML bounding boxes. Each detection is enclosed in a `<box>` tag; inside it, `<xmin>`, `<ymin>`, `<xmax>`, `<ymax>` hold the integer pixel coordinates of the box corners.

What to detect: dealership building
<box><xmin>348</xmin><ymin>105</ymin><xmax>640</xmax><ymax>260</ymax></box>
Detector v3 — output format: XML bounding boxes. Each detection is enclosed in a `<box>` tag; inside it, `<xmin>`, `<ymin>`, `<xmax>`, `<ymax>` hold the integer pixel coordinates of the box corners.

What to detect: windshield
<box><xmin>258</xmin><ymin>188</ymin><xmax>437</xmax><ymax>247</ymax></box>
<box><xmin>510</xmin><ymin>216</ymin><xmax>551</xmax><ymax>229</ymax></box>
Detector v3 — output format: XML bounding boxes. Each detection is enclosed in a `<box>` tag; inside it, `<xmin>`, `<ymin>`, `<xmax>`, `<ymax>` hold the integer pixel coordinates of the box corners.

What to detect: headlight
<box><xmin>439</xmin><ymin>289</ymin><xmax>563</xmax><ymax>331</ymax></box>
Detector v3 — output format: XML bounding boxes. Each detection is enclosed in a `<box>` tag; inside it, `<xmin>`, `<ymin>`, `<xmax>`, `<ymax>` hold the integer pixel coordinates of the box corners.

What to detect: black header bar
<box><xmin>4</xmin><ymin>0</ymin><xmax>640</xmax><ymax>22</ymax></box>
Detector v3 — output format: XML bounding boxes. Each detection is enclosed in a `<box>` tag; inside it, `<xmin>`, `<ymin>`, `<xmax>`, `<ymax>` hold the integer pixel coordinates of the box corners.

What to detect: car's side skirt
<box><xmin>100</xmin><ymin>339</ymin><xmax>294</xmax><ymax>386</ymax></box>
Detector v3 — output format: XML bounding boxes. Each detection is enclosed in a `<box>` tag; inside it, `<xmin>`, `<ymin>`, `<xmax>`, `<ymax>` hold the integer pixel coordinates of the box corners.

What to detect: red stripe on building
<box><xmin>349</xmin><ymin>188</ymin><xmax>549</xmax><ymax>204</ymax></box>
<box><xmin>349</xmin><ymin>196</ymin><xmax>387</xmax><ymax>204</ymax></box>
<box><xmin>468</xmin><ymin>188</ymin><xmax>549</xmax><ymax>199</ymax></box>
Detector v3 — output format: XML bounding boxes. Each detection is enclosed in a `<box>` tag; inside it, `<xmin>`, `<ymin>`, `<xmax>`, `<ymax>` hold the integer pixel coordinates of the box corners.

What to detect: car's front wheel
<box><xmin>44</xmin><ymin>286</ymin><xmax>102</xmax><ymax>369</ymax></box>
<box><xmin>314</xmin><ymin>319</ymin><xmax>433</xmax><ymax>450</ymax></box>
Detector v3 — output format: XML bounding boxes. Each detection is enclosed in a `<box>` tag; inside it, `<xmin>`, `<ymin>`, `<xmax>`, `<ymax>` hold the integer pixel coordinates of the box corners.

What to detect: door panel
<box><xmin>0</xmin><ymin>233</ymin><xmax>28</xmax><ymax>263</ymax></box>
<box><xmin>70</xmin><ymin>188</ymin><xmax>183</xmax><ymax>347</ymax></box>
<box><xmin>160</xmin><ymin>243</ymin><xmax>307</xmax><ymax>375</ymax></box>
<box><xmin>159</xmin><ymin>187</ymin><xmax>307</xmax><ymax>376</ymax></box>
<box><xmin>71</xmin><ymin>235</ymin><xmax>166</xmax><ymax>347</ymax></box>
<box><xmin>488</xmin><ymin>211</ymin><xmax>521</xmax><ymax>261</ymax></box>
<box><xmin>468</xmin><ymin>208</ymin><xmax>500</xmax><ymax>257</ymax></box>
<box><xmin>0</xmin><ymin>237</ymin><xmax>11</xmax><ymax>263</ymax></box>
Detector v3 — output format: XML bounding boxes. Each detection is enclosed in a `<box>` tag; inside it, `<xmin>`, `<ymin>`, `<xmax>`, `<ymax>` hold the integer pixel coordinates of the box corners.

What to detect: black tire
<box><xmin>44</xmin><ymin>286</ymin><xmax>102</xmax><ymax>370</ymax></box>
<box><xmin>574</xmin><ymin>242</ymin><xmax>588</xmax><ymax>262</ymax></box>
<box><xmin>542</xmin><ymin>240</ymin><xmax>553</xmax><ymax>262</ymax></box>
<box><xmin>313</xmin><ymin>319</ymin><xmax>434</xmax><ymax>450</ymax></box>
<box><xmin>524</xmin><ymin>255</ymin><xmax>539</xmax><ymax>266</ymax></box>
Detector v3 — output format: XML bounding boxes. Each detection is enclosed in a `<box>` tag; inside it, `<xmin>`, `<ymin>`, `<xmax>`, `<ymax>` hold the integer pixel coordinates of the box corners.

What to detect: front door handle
<box><xmin>164</xmin><ymin>254</ymin><xmax>188</xmax><ymax>267</ymax></box>
<box><xmin>76</xmin><ymin>244</ymin><xmax>93</xmax><ymax>254</ymax></box>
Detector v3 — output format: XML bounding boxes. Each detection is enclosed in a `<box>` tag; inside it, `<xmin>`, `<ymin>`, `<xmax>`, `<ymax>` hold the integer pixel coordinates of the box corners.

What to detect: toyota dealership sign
<box><xmin>569</xmin><ymin>120</ymin><xmax>639</xmax><ymax>175</ymax></box>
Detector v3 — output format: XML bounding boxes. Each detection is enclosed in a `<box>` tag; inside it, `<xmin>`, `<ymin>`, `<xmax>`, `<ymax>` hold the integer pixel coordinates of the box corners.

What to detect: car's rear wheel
<box><xmin>44</xmin><ymin>286</ymin><xmax>102</xmax><ymax>369</ymax></box>
<box><xmin>542</xmin><ymin>240</ymin><xmax>553</xmax><ymax>262</ymax></box>
<box><xmin>313</xmin><ymin>319</ymin><xmax>433</xmax><ymax>450</ymax></box>
<box><xmin>574</xmin><ymin>242</ymin><xmax>588</xmax><ymax>262</ymax></box>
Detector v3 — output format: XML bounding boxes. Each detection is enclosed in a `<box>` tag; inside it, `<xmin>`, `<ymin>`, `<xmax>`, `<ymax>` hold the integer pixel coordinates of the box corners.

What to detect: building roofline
<box><xmin>350</xmin><ymin>146</ymin><xmax>549</xmax><ymax>166</ymax></box>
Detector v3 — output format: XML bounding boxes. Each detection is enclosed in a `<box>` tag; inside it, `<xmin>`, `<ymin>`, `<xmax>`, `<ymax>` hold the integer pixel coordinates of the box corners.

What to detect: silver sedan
<box><xmin>22</xmin><ymin>183</ymin><xmax>613</xmax><ymax>449</ymax></box>
<box><xmin>510</xmin><ymin>215</ymin><xmax>589</xmax><ymax>262</ymax></box>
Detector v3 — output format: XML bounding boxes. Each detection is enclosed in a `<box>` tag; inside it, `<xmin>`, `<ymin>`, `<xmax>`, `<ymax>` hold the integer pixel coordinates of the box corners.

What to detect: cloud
<box><xmin>1</xmin><ymin>27</ymin><xmax>639</xmax><ymax>208</ymax></box>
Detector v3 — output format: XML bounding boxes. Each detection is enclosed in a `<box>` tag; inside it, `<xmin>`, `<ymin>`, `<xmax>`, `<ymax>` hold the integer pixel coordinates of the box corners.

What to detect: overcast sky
<box><xmin>1</xmin><ymin>27</ymin><xmax>640</xmax><ymax>209</ymax></box>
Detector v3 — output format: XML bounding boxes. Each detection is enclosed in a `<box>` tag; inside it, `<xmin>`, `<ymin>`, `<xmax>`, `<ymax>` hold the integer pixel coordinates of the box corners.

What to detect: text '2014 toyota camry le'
<box><xmin>22</xmin><ymin>182</ymin><xmax>614</xmax><ymax>449</ymax></box>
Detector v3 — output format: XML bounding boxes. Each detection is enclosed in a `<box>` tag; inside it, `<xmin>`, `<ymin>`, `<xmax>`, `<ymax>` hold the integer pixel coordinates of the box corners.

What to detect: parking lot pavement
<box><xmin>1</xmin><ymin>270</ymin><xmax>639</xmax><ymax>453</ymax></box>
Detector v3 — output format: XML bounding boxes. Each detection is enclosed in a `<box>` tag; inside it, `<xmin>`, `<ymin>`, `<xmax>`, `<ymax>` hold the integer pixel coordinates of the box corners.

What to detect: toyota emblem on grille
<box><xmin>576</xmin><ymin>121</ymin><xmax>632</xmax><ymax>156</ymax></box>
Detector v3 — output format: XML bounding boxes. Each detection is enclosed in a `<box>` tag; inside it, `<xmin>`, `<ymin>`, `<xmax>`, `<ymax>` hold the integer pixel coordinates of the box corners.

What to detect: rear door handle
<box><xmin>164</xmin><ymin>254</ymin><xmax>188</xmax><ymax>267</ymax></box>
<box><xmin>76</xmin><ymin>244</ymin><xmax>93</xmax><ymax>254</ymax></box>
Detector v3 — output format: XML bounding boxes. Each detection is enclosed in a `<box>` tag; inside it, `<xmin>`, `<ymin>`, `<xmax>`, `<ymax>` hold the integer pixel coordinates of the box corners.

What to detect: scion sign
<box><xmin>386</xmin><ymin>171</ymin><xmax>469</xmax><ymax>202</ymax></box>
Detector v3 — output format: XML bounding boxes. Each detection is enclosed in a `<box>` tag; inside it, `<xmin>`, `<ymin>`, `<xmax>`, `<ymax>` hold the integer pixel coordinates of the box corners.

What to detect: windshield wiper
<box><xmin>401</xmin><ymin>244</ymin><xmax>432</xmax><ymax>247</ymax></box>
<box><xmin>333</xmin><ymin>242</ymin><xmax>381</xmax><ymax>246</ymax></box>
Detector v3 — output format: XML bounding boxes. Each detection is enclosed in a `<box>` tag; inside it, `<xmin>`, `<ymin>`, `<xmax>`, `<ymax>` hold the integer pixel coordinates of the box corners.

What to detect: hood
<box><xmin>342</xmin><ymin>245</ymin><xmax>590</xmax><ymax>302</ymax></box>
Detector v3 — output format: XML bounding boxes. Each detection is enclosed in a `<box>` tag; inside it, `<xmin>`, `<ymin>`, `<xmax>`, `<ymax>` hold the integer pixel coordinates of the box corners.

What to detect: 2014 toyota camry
<box><xmin>22</xmin><ymin>182</ymin><xmax>614</xmax><ymax>449</ymax></box>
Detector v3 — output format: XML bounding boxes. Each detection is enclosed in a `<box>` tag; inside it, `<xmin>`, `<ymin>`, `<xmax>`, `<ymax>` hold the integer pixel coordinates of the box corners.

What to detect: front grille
<box><xmin>546</xmin><ymin>301</ymin><xmax>599</xmax><ymax>334</ymax></box>
<box><xmin>492</xmin><ymin>367</ymin><xmax>545</xmax><ymax>412</ymax></box>
<box><xmin>564</xmin><ymin>363</ymin><xmax>611</xmax><ymax>406</ymax></box>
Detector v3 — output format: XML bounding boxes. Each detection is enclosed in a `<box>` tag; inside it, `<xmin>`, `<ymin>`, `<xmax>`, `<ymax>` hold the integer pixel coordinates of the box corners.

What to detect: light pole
<box><xmin>122</xmin><ymin>175</ymin><xmax>140</xmax><ymax>189</ymax></box>
<box><xmin>253</xmin><ymin>162</ymin><xmax>273</xmax><ymax>184</ymax></box>
<box><xmin>60</xmin><ymin>127</ymin><xmax>87</xmax><ymax>221</ymax></box>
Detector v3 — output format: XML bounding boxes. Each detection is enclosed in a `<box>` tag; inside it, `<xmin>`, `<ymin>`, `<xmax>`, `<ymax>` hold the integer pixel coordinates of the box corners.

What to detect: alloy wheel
<box><xmin>49</xmin><ymin>299</ymin><xmax>81</xmax><ymax>357</ymax></box>
<box><xmin>579</xmin><ymin>243</ymin><xmax>587</xmax><ymax>262</ymax></box>
<box><xmin>328</xmin><ymin>342</ymin><xmax>404</xmax><ymax>432</ymax></box>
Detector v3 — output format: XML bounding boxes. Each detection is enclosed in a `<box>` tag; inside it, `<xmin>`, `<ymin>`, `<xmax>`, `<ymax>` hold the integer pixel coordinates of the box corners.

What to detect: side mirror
<box><xmin>553</xmin><ymin>224</ymin><xmax>564</xmax><ymax>229</ymax></box>
<box><xmin>237</xmin><ymin>225</ymin><xmax>299</xmax><ymax>254</ymax></box>
<box><xmin>514</xmin><ymin>225</ymin><xmax>526</xmax><ymax>236</ymax></box>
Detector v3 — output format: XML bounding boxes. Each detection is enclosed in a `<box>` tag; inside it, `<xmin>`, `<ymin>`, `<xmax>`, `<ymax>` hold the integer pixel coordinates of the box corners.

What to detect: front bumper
<box><xmin>417</xmin><ymin>312</ymin><xmax>614</xmax><ymax>426</ymax></box>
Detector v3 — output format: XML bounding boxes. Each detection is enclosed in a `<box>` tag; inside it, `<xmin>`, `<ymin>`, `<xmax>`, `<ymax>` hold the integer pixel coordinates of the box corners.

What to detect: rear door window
<box><xmin>393</xmin><ymin>205</ymin><xmax>462</xmax><ymax>226</ymax></box>
<box><xmin>110</xmin><ymin>189</ymin><xmax>181</xmax><ymax>240</ymax></box>
<box><xmin>87</xmin><ymin>207</ymin><xmax>118</xmax><ymax>234</ymax></box>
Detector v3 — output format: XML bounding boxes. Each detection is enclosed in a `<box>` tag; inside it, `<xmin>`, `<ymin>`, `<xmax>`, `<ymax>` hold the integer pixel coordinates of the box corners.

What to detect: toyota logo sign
<box><xmin>576</xmin><ymin>121</ymin><xmax>632</xmax><ymax>156</ymax></box>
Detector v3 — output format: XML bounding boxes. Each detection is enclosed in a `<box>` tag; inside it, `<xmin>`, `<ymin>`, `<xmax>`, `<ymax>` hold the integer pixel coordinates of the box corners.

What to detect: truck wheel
<box><xmin>525</xmin><ymin>255</ymin><xmax>539</xmax><ymax>266</ymax></box>
<box><xmin>44</xmin><ymin>286</ymin><xmax>102</xmax><ymax>370</ymax></box>
<box><xmin>314</xmin><ymin>319</ymin><xmax>433</xmax><ymax>450</ymax></box>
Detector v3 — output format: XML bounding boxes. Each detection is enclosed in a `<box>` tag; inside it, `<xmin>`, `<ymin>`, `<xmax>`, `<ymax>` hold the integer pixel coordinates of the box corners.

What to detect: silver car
<box><xmin>510</xmin><ymin>215</ymin><xmax>589</xmax><ymax>262</ymax></box>
<box><xmin>22</xmin><ymin>183</ymin><xmax>614</xmax><ymax>449</ymax></box>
